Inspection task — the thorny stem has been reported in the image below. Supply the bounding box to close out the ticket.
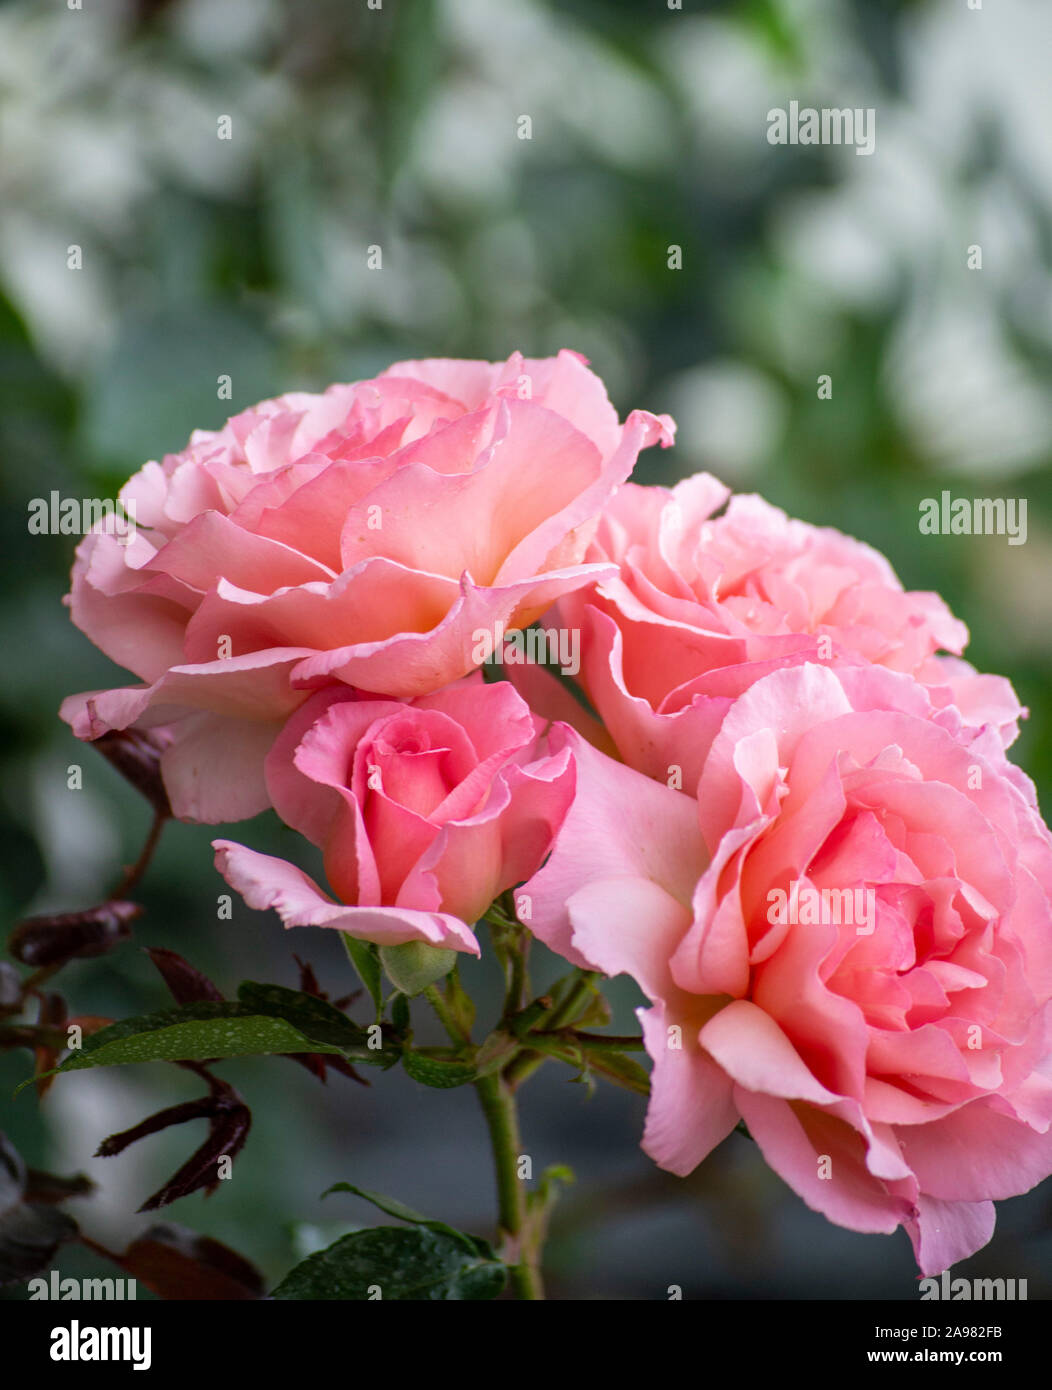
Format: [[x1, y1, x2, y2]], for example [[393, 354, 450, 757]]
[[505, 931, 529, 1018], [424, 961, 546, 1299], [486, 893, 530, 1023], [420, 944, 633, 1299], [473, 1071, 544, 1300]]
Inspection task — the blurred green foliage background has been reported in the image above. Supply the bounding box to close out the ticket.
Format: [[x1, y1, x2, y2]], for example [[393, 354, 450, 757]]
[[1, 0, 1050, 1298]]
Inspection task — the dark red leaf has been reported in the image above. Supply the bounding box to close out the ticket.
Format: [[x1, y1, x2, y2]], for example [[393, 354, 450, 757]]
[[294, 955, 322, 998], [115, 1223, 264, 1300], [95, 1097, 220, 1158], [279, 1049, 368, 1086], [319, 1054, 368, 1083], [145, 948, 224, 1005], [272, 956, 366, 1085], [95, 1073, 252, 1212], [138, 1102, 250, 1212]]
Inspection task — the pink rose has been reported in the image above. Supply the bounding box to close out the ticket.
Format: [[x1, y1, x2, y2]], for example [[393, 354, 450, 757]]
[[61, 351, 672, 821], [550, 476, 1024, 794], [214, 674, 574, 952], [524, 663, 1052, 1273]]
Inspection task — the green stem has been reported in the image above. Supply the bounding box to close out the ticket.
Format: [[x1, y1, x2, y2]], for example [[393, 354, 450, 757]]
[[422, 983, 470, 1047], [535, 1030, 646, 1052], [473, 1072, 544, 1300], [504, 971, 600, 1089], [505, 933, 529, 1018], [423, 926, 548, 1299]]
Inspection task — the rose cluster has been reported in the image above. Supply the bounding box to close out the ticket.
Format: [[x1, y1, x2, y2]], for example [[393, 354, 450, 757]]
[[63, 352, 1052, 1274]]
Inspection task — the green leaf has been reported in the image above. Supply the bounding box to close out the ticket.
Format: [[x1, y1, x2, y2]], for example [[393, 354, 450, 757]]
[[15, 1002, 349, 1095], [573, 991, 612, 1029], [236, 982, 400, 1068], [534, 1163, 575, 1202], [509, 997, 552, 1040], [323, 1183, 492, 1258], [523, 1032, 581, 1067], [578, 1049, 650, 1097], [526, 1032, 651, 1097], [271, 1226, 506, 1300], [379, 942, 457, 997], [402, 1047, 477, 1089], [526, 1164, 575, 1226], [341, 936, 383, 1019], [16, 987, 405, 1094]]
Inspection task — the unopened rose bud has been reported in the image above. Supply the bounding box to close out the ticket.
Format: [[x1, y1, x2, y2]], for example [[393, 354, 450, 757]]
[[9, 901, 141, 968], [379, 942, 456, 997], [92, 728, 173, 817]]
